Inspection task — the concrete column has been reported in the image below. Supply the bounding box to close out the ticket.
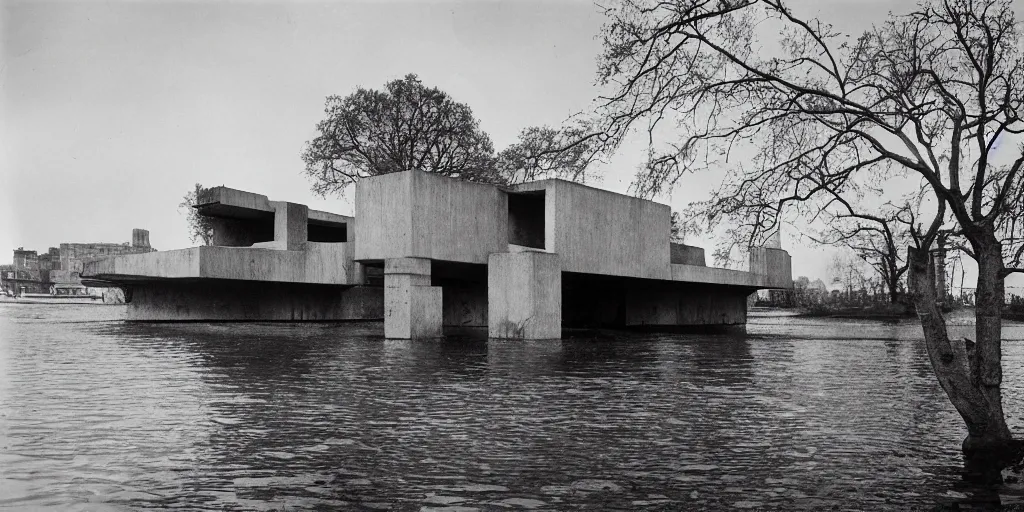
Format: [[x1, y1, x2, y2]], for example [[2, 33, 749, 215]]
[[488, 252, 561, 340], [384, 257, 442, 339], [271, 201, 308, 251]]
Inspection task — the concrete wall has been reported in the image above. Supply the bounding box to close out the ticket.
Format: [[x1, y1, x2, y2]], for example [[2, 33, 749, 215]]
[[355, 170, 508, 264], [670, 243, 706, 266], [748, 247, 793, 289], [125, 281, 383, 321], [513, 180, 671, 280]]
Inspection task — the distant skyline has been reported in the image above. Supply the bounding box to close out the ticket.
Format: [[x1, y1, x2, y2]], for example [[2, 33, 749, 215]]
[[2, 0, 1022, 289]]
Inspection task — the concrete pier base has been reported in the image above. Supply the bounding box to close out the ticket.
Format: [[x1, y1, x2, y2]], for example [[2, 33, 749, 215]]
[[384, 258, 442, 339], [488, 252, 561, 340]]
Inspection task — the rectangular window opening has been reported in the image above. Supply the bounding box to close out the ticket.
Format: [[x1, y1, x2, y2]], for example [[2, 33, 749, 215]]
[[307, 222, 348, 243], [507, 191, 545, 250]]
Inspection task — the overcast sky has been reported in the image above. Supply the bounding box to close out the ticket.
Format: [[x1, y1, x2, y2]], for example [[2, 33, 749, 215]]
[[2, 0, 1022, 289]]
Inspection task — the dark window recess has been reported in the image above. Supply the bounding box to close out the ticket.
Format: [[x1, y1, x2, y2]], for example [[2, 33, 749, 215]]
[[307, 223, 348, 243], [507, 192, 545, 249], [208, 216, 274, 247]]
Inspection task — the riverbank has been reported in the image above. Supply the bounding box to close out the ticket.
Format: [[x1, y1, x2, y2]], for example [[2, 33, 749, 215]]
[[759, 303, 916, 320]]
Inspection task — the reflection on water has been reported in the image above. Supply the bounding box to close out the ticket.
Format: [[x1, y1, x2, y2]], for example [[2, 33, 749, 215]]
[[2, 304, 1024, 510]]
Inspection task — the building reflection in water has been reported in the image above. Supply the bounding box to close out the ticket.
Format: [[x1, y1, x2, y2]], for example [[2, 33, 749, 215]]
[[56, 315, 1024, 509]]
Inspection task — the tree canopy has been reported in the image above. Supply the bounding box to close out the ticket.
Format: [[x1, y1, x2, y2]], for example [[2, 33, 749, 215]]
[[302, 74, 598, 196]]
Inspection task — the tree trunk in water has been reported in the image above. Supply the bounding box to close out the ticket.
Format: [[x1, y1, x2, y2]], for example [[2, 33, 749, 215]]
[[907, 246, 1015, 475]]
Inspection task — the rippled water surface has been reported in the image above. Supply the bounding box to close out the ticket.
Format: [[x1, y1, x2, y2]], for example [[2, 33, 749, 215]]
[[3, 304, 1024, 510]]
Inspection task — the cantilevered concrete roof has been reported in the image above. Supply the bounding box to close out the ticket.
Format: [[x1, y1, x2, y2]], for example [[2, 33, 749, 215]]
[[196, 186, 351, 227]]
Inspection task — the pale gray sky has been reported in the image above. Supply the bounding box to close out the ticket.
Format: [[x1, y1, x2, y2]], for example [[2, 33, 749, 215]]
[[2, 0, 1021, 289]]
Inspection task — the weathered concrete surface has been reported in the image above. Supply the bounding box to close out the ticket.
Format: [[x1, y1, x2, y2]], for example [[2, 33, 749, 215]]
[[670, 243, 706, 266], [84, 244, 364, 285], [271, 201, 308, 251], [355, 171, 508, 264], [625, 283, 748, 328], [384, 257, 442, 339], [488, 252, 561, 340], [671, 264, 767, 287], [512, 180, 670, 280], [124, 281, 382, 321], [749, 247, 792, 288], [441, 283, 487, 328]]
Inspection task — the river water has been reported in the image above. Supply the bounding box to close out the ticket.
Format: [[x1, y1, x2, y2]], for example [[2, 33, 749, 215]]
[[2, 305, 1024, 510]]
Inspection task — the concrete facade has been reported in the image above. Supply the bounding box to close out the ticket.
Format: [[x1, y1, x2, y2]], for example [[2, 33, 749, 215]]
[[488, 252, 561, 340], [355, 171, 508, 264], [83, 170, 792, 337]]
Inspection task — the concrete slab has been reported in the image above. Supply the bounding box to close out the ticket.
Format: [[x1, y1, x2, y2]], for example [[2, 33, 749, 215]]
[[84, 244, 362, 285]]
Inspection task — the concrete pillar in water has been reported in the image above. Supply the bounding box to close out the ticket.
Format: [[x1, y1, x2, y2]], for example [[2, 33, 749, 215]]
[[487, 252, 561, 340], [271, 201, 309, 251], [384, 257, 442, 339]]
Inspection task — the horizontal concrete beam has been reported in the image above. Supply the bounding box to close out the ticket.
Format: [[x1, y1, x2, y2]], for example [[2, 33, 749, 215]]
[[197, 186, 350, 226], [83, 243, 363, 285], [670, 264, 767, 288]]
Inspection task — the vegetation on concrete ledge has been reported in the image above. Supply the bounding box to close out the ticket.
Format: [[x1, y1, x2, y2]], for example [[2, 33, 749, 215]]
[[179, 183, 214, 246]]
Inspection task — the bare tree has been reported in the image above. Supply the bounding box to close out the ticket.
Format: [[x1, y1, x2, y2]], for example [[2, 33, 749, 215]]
[[592, 0, 1024, 469], [496, 123, 602, 185], [810, 194, 922, 304], [179, 183, 214, 246], [827, 252, 873, 300]]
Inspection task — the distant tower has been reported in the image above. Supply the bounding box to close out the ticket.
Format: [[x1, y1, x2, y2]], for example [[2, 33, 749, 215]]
[[766, 229, 782, 249], [132, 229, 151, 249]]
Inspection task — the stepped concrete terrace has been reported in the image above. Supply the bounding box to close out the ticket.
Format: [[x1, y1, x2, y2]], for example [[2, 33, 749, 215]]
[[83, 170, 792, 338]]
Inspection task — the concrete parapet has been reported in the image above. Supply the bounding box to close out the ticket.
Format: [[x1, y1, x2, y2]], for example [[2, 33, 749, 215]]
[[384, 257, 442, 339], [671, 264, 764, 287], [488, 252, 561, 340]]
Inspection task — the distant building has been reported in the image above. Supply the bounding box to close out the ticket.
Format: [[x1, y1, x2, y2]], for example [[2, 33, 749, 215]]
[[1, 229, 155, 296]]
